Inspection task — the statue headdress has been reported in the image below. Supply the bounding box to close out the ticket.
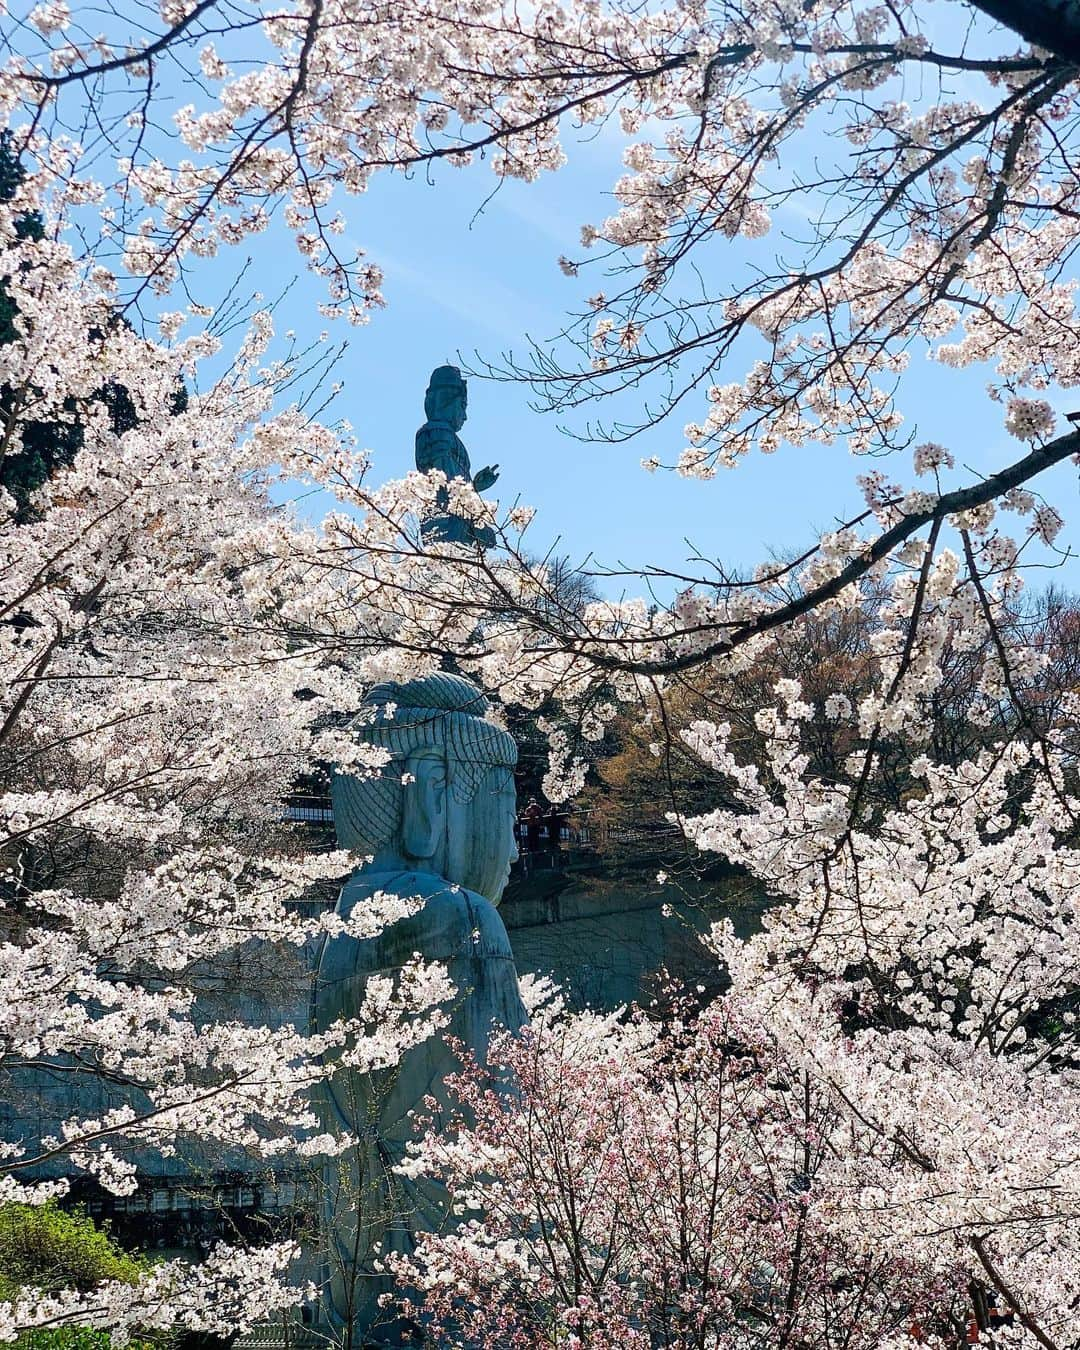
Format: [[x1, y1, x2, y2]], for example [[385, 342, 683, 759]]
[[423, 364, 466, 422], [331, 672, 516, 852], [426, 364, 464, 394]]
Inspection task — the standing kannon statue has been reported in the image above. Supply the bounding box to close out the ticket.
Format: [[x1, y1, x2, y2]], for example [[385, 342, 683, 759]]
[[415, 364, 499, 547], [314, 672, 525, 1345]]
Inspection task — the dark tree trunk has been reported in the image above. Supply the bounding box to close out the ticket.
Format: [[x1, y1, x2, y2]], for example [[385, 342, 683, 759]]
[[962, 0, 1080, 66]]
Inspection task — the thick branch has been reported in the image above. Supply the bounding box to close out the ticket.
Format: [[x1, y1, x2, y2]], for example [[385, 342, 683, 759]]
[[962, 0, 1080, 66], [969, 1234, 1060, 1350], [578, 427, 1080, 676]]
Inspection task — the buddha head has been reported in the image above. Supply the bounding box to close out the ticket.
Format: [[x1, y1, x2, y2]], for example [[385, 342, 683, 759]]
[[423, 364, 467, 432], [331, 672, 518, 905]]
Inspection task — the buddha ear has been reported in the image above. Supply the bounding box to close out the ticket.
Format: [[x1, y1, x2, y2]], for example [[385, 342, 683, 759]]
[[401, 749, 448, 861]]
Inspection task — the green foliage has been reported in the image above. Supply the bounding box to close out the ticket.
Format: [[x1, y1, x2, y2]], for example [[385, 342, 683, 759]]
[[0, 1204, 166, 1350], [18, 1329, 160, 1350], [0, 1202, 147, 1300]]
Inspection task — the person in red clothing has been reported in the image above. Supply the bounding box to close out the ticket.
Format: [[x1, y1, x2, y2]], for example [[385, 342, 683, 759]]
[[522, 797, 543, 853]]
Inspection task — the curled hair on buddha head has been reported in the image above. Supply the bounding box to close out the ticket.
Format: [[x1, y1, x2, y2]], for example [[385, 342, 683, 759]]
[[331, 672, 516, 854]]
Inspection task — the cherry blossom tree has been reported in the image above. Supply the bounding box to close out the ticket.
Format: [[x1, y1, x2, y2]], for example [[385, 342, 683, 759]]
[[0, 156, 460, 1341], [389, 997, 967, 1349], [0, 0, 1078, 1346]]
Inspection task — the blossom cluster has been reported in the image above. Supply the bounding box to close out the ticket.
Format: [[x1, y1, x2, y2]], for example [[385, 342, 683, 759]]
[[390, 1005, 963, 1349], [0, 0, 1078, 1345]]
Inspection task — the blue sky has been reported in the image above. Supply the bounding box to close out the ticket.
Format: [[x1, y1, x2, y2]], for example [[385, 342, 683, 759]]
[[175, 60, 1080, 600], [19, 0, 1076, 598]]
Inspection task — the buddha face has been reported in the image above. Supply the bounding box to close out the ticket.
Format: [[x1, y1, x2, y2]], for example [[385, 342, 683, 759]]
[[455, 765, 518, 905], [395, 751, 517, 906]]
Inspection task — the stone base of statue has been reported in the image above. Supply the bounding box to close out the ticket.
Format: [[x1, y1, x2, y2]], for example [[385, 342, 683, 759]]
[[312, 674, 525, 1346]]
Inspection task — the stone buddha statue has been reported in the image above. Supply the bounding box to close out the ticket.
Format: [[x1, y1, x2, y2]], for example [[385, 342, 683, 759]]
[[314, 672, 525, 1344], [415, 364, 499, 548]]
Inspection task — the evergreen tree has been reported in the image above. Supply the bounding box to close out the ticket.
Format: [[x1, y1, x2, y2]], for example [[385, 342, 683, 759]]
[[0, 134, 185, 520]]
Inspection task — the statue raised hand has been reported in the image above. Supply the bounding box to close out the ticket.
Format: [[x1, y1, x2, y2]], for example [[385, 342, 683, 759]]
[[471, 462, 499, 493]]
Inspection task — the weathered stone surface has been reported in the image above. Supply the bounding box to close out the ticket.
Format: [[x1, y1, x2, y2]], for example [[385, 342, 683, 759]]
[[313, 673, 525, 1345], [0, 933, 316, 1184], [503, 862, 769, 1010]]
